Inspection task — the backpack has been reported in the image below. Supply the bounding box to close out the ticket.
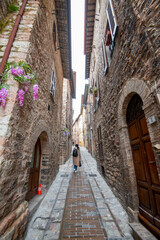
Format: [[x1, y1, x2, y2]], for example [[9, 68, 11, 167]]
[[73, 148, 78, 157]]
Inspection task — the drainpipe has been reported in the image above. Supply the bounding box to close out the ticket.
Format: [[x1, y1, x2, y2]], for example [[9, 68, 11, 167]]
[[0, 0, 28, 77]]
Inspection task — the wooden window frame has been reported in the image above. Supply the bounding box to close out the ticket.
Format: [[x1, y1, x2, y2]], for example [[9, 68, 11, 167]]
[[106, 0, 118, 42]]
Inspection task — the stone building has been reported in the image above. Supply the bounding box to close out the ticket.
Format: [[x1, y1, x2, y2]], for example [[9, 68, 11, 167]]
[[60, 71, 76, 165], [82, 84, 89, 150], [84, 0, 160, 238], [73, 97, 86, 147], [0, 0, 74, 239]]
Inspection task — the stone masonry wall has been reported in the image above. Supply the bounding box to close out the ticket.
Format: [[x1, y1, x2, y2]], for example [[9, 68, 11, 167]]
[[0, 0, 64, 239], [0, 0, 15, 22], [92, 0, 160, 215], [60, 78, 72, 164]]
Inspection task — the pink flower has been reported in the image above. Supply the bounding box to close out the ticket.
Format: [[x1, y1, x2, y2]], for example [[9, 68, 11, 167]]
[[24, 83, 29, 92], [11, 67, 18, 76], [0, 88, 8, 107], [11, 67, 23, 76], [33, 84, 39, 100], [16, 68, 23, 75], [18, 89, 25, 106], [24, 75, 31, 80]]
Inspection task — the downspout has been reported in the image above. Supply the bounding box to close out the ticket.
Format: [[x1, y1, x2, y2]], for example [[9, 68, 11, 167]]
[[0, 0, 28, 78]]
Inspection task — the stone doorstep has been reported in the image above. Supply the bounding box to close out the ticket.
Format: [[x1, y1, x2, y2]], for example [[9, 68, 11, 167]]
[[129, 223, 158, 240]]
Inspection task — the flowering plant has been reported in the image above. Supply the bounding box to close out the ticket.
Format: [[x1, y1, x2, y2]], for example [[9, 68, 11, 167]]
[[0, 61, 38, 107], [92, 87, 97, 95], [88, 86, 97, 95], [88, 86, 93, 94], [62, 128, 70, 137]]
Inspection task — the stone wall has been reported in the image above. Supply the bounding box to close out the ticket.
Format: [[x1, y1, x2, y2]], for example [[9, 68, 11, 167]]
[[60, 78, 73, 164], [0, 0, 14, 22], [0, 0, 64, 239], [91, 0, 160, 218]]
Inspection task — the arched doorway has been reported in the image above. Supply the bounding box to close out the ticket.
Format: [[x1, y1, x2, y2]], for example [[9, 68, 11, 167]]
[[26, 138, 41, 201], [126, 94, 160, 238]]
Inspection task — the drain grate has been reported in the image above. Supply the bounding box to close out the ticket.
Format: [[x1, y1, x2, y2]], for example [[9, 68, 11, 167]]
[[61, 174, 69, 177], [89, 174, 97, 177]]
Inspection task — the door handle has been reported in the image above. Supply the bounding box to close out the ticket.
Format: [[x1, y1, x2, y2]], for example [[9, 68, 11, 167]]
[[148, 161, 155, 164]]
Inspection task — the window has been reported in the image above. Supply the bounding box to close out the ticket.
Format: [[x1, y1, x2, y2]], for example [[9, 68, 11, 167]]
[[53, 22, 56, 49], [51, 70, 56, 98], [106, 0, 118, 42], [102, 0, 118, 74], [97, 126, 104, 160]]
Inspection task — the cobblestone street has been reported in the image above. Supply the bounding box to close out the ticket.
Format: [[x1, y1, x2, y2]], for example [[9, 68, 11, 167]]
[[24, 147, 133, 240]]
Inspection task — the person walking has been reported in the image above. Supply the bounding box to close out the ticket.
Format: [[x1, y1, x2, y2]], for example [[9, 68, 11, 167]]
[[73, 144, 81, 173]]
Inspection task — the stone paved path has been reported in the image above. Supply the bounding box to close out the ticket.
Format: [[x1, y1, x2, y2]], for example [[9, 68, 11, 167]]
[[24, 147, 134, 240], [60, 170, 106, 239]]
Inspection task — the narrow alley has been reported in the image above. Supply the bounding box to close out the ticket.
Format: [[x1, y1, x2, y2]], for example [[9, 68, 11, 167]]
[[24, 148, 134, 240], [0, 0, 160, 239]]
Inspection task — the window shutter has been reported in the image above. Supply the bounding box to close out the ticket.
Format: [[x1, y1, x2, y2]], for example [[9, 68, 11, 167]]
[[101, 39, 108, 75], [51, 70, 56, 98], [106, 0, 118, 41]]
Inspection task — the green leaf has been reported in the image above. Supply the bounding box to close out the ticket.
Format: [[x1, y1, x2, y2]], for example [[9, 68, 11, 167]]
[[0, 83, 10, 90], [8, 4, 19, 13]]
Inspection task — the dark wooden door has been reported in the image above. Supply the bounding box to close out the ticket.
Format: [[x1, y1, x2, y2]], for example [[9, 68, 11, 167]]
[[127, 94, 160, 238], [26, 138, 41, 201]]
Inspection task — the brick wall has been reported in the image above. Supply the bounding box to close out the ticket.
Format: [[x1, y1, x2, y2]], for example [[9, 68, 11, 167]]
[[90, 0, 160, 219]]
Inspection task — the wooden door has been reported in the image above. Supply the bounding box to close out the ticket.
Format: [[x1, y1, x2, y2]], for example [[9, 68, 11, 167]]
[[26, 138, 41, 201], [127, 94, 160, 238]]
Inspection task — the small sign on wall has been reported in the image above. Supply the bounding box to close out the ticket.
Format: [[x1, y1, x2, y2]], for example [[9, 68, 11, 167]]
[[148, 115, 157, 125]]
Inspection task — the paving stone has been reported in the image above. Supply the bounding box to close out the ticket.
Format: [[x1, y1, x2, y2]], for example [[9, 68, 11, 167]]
[[24, 150, 134, 240], [43, 223, 61, 240], [25, 229, 44, 240], [32, 217, 48, 230], [50, 209, 64, 222]]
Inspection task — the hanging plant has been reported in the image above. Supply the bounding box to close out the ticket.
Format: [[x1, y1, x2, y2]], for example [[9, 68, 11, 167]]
[[0, 61, 38, 107], [88, 86, 97, 96], [88, 86, 93, 94], [62, 128, 70, 137], [92, 87, 97, 95]]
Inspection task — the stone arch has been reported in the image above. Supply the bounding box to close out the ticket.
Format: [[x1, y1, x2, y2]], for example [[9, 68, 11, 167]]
[[117, 78, 152, 221], [25, 120, 52, 197], [38, 131, 50, 191]]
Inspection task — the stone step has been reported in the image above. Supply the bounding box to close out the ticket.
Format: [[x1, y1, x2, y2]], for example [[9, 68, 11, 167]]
[[129, 223, 158, 240]]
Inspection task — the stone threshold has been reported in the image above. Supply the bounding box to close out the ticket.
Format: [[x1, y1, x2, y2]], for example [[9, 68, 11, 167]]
[[129, 222, 158, 240]]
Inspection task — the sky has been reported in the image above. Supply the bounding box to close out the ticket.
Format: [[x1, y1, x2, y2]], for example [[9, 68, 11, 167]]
[[71, 0, 86, 122]]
